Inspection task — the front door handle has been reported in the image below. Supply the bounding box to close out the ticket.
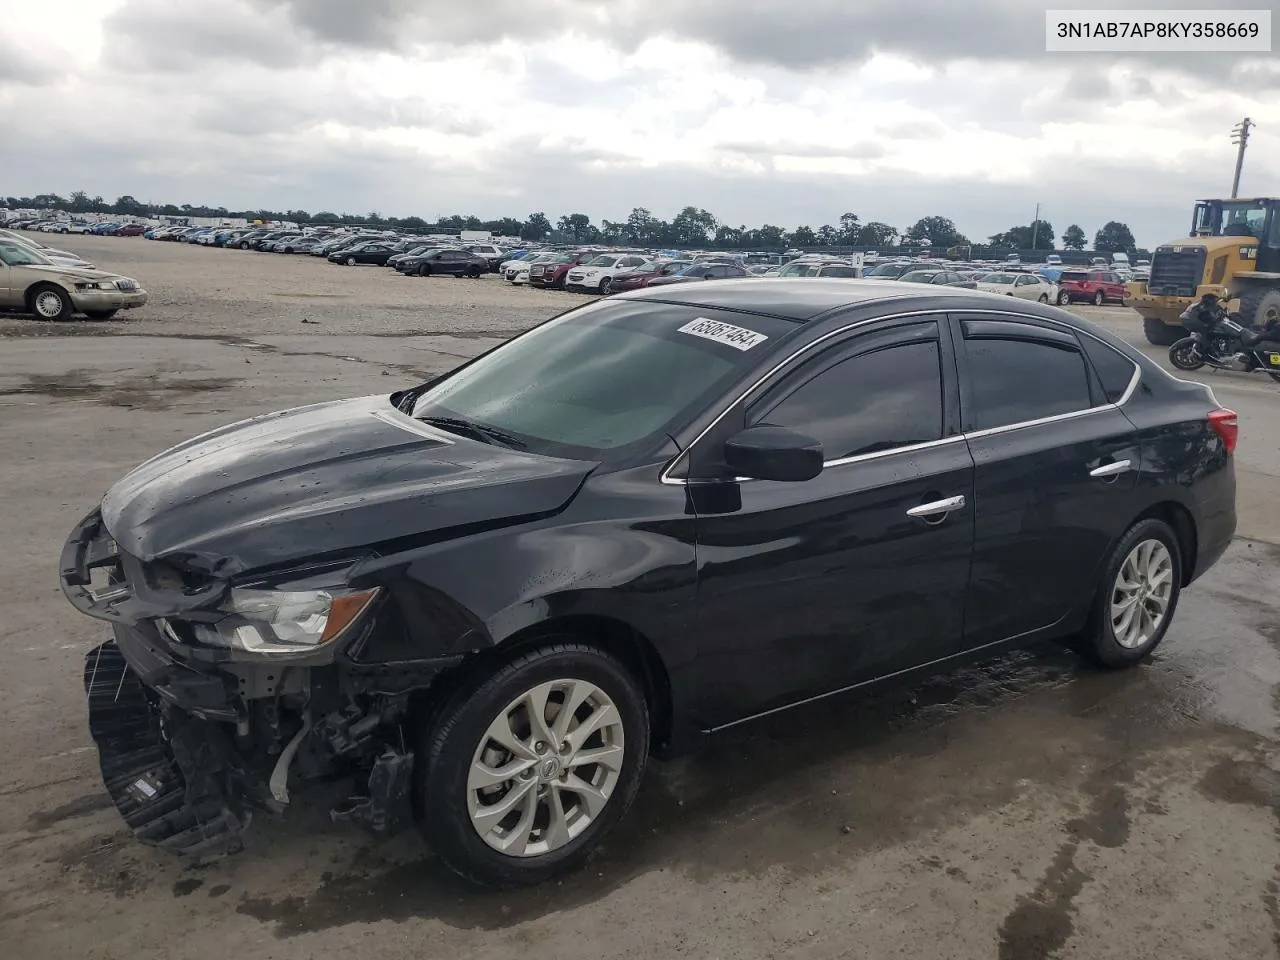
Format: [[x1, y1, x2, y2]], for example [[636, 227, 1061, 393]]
[[1089, 459, 1132, 479], [906, 495, 966, 519]]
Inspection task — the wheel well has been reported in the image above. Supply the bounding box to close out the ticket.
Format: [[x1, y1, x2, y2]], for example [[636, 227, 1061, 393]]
[[1135, 502, 1198, 586], [418, 616, 674, 754]]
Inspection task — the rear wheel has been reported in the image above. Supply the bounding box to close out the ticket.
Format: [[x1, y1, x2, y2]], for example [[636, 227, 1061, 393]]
[[1057, 291, 1071, 305], [415, 642, 649, 888], [1037, 293, 1049, 303], [345, 256, 357, 266], [1143, 316, 1183, 346], [467, 266, 481, 278], [239, 240, 250, 250], [28, 283, 72, 321], [1239, 287, 1280, 330], [1075, 519, 1181, 667], [599, 278, 613, 295], [418, 264, 432, 277], [1093, 290, 1105, 306]]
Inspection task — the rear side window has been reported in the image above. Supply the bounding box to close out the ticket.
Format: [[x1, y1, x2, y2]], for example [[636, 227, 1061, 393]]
[[755, 341, 944, 460], [1080, 335, 1139, 403], [963, 336, 1093, 430]]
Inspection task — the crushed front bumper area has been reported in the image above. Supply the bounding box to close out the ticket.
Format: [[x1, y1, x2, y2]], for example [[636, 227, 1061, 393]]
[[84, 641, 253, 856]]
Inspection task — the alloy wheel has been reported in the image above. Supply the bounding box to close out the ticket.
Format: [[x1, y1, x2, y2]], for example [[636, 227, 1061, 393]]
[[33, 290, 66, 318], [1110, 539, 1174, 649], [466, 678, 625, 858]]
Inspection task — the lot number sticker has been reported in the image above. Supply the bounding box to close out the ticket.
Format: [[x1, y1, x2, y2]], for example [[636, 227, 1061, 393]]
[[677, 317, 768, 351]]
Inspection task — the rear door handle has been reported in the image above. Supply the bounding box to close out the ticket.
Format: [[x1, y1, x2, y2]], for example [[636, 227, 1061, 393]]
[[1089, 459, 1132, 478], [906, 495, 966, 519]]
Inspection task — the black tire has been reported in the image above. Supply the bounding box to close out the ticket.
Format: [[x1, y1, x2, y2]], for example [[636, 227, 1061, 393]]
[[1093, 290, 1105, 306], [83, 309, 119, 320], [415, 641, 649, 888], [1239, 287, 1280, 330], [1168, 337, 1204, 371], [1074, 518, 1182, 668], [1143, 316, 1183, 346], [418, 264, 431, 277], [467, 266, 481, 278], [599, 278, 613, 295], [345, 256, 357, 266], [1037, 293, 1049, 303], [27, 283, 72, 321], [1058, 291, 1071, 305], [239, 241, 250, 250]]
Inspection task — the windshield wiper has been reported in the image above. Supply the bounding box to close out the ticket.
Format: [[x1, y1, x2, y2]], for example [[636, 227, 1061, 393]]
[[417, 415, 527, 449]]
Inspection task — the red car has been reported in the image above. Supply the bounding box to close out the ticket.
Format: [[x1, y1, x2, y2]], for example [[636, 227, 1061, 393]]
[[114, 224, 146, 236], [1058, 268, 1128, 306], [529, 250, 599, 289], [611, 260, 693, 292]]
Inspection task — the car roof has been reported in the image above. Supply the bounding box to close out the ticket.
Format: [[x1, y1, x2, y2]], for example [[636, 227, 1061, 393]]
[[613, 277, 1071, 322]]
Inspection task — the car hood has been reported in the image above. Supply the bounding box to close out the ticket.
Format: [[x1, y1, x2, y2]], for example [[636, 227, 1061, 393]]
[[21, 263, 115, 281], [100, 395, 596, 577]]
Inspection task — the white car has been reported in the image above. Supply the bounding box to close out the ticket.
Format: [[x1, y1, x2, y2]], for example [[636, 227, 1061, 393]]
[[498, 252, 541, 277], [507, 254, 557, 285], [975, 272, 1061, 303], [564, 253, 651, 294]]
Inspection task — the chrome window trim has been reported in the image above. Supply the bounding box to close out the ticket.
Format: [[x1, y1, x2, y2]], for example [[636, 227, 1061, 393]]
[[658, 306, 1142, 487]]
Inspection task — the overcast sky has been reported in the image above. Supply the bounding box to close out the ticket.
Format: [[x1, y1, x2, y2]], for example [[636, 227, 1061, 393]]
[[2, 0, 1278, 246]]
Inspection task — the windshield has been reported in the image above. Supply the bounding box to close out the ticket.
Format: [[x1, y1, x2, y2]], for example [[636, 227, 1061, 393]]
[[778, 262, 818, 277], [1194, 200, 1268, 238], [864, 263, 909, 277], [584, 255, 617, 267], [410, 300, 795, 459], [0, 241, 54, 266]]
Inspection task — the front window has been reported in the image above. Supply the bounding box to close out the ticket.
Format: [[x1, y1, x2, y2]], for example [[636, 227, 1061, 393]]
[[410, 300, 796, 459], [1193, 200, 1268, 239], [983, 273, 1014, 285]]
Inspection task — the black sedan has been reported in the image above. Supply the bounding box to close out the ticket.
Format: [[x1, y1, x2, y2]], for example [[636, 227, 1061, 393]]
[[61, 279, 1236, 888], [328, 241, 398, 266], [395, 248, 487, 277], [645, 261, 751, 285]]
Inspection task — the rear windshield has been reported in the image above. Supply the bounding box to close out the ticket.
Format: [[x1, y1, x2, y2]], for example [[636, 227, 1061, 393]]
[[411, 300, 796, 459], [1059, 271, 1089, 281]]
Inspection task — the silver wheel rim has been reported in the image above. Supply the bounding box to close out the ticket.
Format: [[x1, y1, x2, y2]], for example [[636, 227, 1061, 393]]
[[1111, 539, 1174, 649], [467, 678, 625, 858], [34, 290, 65, 318]]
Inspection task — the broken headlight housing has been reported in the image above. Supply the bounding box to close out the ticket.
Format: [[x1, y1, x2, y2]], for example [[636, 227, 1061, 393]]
[[188, 585, 380, 656]]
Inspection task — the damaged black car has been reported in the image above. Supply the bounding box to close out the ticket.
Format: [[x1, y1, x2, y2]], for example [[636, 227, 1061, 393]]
[[62, 280, 1236, 887]]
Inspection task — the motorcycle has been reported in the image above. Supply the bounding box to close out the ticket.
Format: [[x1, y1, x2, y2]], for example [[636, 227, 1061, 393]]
[[1168, 294, 1280, 383]]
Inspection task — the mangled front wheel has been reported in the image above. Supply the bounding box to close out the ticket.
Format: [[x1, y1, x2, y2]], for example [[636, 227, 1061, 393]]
[[416, 643, 648, 887]]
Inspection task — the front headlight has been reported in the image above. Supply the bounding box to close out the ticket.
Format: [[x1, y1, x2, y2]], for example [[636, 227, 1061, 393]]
[[189, 585, 380, 656], [75, 281, 109, 290]]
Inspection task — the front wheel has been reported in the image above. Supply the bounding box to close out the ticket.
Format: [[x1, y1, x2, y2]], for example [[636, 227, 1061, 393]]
[[467, 266, 481, 278], [1093, 290, 1105, 306], [418, 264, 431, 277], [416, 642, 649, 888], [239, 241, 250, 250], [28, 283, 72, 321], [1074, 519, 1182, 667], [599, 278, 613, 295], [345, 256, 357, 266], [1168, 337, 1204, 371]]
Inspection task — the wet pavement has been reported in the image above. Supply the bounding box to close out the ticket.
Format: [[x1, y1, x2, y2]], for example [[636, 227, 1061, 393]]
[[2, 310, 1280, 959]]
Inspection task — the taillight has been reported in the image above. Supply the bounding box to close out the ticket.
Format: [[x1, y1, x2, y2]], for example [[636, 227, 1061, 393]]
[[1208, 408, 1238, 455]]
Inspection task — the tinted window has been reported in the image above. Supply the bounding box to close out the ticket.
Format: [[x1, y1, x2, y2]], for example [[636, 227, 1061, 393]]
[[1016, 275, 1036, 286], [819, 265, 859, 277], [757, 341, 944, 460], [1080, 335, 1138, 403], [964, 337, 1092, 430], [411, 301, 793, 458]]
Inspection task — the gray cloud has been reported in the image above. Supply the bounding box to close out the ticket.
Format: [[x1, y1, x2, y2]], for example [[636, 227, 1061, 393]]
[[0, 36, 48, 85], [105, 0, 310, 71], [718, 140, 887, 160]]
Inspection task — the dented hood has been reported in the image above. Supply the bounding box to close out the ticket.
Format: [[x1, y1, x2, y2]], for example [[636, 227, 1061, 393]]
[[100, 396, 594, 575]]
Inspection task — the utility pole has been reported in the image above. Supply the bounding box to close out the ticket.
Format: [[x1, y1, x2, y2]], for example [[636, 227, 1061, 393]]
[[1031, 202, 1040, 250], [1231, 118, 1253, 198]]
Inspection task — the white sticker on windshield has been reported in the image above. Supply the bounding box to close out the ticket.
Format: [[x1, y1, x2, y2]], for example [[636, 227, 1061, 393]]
[[677, 317, 768, 351]]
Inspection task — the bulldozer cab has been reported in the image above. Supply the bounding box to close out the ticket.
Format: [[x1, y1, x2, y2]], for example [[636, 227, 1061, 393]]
[[1191, 198, 1280, 272]]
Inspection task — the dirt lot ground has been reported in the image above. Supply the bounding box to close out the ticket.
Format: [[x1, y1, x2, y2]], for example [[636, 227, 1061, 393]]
[[3, 235, 1280, 960]]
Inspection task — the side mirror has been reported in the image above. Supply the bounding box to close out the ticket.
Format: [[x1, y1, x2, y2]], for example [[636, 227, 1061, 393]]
[[723, 425, 824, 482]]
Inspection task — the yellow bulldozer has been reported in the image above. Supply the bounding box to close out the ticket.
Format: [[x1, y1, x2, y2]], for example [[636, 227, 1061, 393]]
[[1128, 197, 1280, 345]]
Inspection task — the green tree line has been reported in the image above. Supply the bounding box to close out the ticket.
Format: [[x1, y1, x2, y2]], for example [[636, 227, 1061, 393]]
[[2, 191, 1141, 253]]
